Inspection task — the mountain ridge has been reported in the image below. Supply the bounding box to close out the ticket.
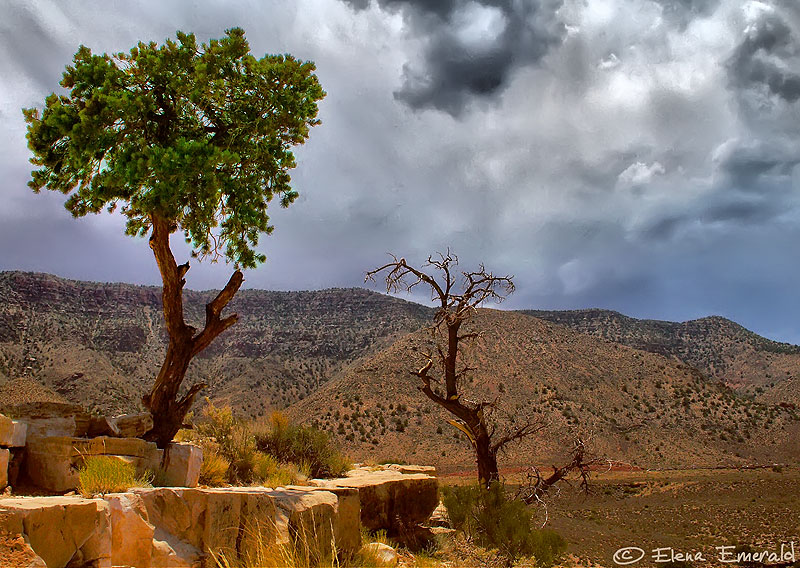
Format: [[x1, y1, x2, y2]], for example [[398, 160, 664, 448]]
[[523, 308, 800, 403], [1, 270, 797, 430], [287, 308, 800, 471]]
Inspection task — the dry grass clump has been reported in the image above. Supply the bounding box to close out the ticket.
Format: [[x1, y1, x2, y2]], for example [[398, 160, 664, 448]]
[[77, 456, 152, 497]]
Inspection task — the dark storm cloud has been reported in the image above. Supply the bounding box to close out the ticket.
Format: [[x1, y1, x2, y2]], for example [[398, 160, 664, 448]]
[[727, 6, 800, 103], [636, 141, 798, 243], [715, 139, 800, 191], [4, 0, 800, 345], [342, 0, 566, 116]]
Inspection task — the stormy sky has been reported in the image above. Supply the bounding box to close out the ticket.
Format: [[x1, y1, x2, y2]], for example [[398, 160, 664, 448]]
[[2, 0, 800, 342]]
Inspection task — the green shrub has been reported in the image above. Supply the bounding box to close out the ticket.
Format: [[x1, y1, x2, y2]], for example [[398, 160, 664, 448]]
[[78, 456, 152, 497], [255, 412, 351, 479], [442, 482, 566, 567]]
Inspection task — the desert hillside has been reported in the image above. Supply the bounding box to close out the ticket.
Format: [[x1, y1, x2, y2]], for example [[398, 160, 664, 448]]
[[524, 309, 800, 404], [288, 309, 800, 472], [0, 271, 432, 415]]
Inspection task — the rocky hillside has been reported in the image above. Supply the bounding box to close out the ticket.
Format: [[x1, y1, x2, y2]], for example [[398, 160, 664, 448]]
[[288, 309, 800, 472], [0, 271, 433, 415], [523, 309, 800, 404]]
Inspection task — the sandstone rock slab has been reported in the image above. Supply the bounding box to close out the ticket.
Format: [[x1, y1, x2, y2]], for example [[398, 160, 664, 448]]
[[301, 485, 361, 554], [104, 493, 155, 568], [270, 487, 339, 563], [151, 527, 202, 568], [0, 496, 110, 568], [109, 412, 153, 438], [0, 415, 26, 448], [4, 402, 90, 439], [311, 468, 438, 533], [134, 486, 280, 565]]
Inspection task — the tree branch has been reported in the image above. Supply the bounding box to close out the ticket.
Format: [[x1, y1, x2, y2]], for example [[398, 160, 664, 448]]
[[176, 382, 207, 416], [191, 270, 244, 356], [491, 420, 545, 454]]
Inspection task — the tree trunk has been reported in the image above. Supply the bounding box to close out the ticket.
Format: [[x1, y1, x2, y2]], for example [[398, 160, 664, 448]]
[[143, 341, 199, 448], [475, 431, 500, 488], [142, 215, 243, 448]]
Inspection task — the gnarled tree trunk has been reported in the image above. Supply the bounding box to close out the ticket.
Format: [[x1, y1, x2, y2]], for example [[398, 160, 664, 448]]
[[142, 215, 243, 448], [367, 253, 535, 489]]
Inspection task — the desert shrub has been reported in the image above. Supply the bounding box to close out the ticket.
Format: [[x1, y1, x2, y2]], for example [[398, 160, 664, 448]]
[[200, 443, 231, 486], [255, 411, 351, 478], [194, 400, 259, 483], [78, 456, 152, 497], [442, 482, 566, 567], [252, 451, 305, 487]]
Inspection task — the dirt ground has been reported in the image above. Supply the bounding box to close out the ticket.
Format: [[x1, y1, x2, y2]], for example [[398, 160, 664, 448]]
[[536, 468, 799, 567], [438, 467, 800, 567]]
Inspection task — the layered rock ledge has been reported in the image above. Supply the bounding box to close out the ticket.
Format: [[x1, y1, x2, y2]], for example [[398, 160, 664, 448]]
[[0, 465, 438, 568]]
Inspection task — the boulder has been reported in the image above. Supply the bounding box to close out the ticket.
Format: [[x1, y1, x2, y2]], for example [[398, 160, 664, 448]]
[[0, 496, 111, 568], [363, 542, 399, 566], [4, 402, 91, 439], [109, 412, 153, 438], [311, 468, 438, 533], [0, 414, 26, 447], [428, 501, 450, 527], [160, 442, 202, 488], [87, 415, 119, 437], [0, 449, 8, 489], [104, 493, 155, 568]]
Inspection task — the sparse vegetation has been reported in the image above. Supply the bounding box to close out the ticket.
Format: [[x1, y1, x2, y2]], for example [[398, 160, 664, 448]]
[[187, 400, 347, 486], [255, 411, 351, 479], [442, 482, 566, 567]]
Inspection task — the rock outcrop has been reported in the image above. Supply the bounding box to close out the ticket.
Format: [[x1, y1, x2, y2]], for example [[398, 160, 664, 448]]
[[24, 436, 160, 493], [0, 413, 26, 490], [0, 496, 110, 568], [2, 402, 91, 439], [23, 436, 201, 492], [0, 465, 438, 567], [311, 466, 438, 533]]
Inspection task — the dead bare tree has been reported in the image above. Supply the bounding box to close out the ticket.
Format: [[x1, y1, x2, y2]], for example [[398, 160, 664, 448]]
[[514, 438, 608, 508], [367, 251, 544, 487]]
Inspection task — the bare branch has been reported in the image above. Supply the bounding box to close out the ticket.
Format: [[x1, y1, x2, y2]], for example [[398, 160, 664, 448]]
[[517, 439, 605, 505], [366, 250, 519, 487], [491, 420, 546, 454], [191, 270, 244, 356]]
